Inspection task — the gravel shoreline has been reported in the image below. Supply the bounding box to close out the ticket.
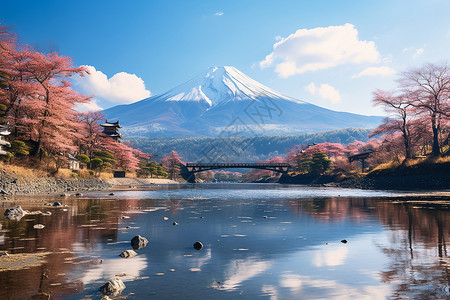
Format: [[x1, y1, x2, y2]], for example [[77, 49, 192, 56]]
[[0, 169, 111, 195]]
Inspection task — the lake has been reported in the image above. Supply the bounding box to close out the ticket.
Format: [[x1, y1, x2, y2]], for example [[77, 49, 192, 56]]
[[0, 184, 449, 299]]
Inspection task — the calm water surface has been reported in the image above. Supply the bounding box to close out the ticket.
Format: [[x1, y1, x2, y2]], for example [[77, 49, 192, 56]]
[[0, 184, 449, 299]]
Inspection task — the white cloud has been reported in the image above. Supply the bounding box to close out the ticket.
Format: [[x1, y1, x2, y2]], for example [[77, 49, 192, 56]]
[[213, 257, 271, 291], [74, 65, 151, 104], [278, 274, 391, 299], [319, 84, 341, 104], [75, 99, 103, 112], [261, 285, 279, 300], [305, 83, 317, 95], [402, 47, 425, 59], [313, 246, 348, 267], [352, 66, 396, 78], [305, 83, 341, 104], [413, 48, 424, 59], [215, 12, 223, 16], [260, 23, 379, 77], [279, 274, 303, 293]]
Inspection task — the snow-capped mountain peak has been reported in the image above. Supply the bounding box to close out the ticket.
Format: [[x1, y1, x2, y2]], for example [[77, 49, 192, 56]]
[[158, 66, 303, 106]]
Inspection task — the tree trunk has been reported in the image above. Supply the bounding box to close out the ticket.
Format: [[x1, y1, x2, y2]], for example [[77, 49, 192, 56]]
[[34, 138, 42, 159], [431, 116, 441, 157], [403, 129, 411, 160]]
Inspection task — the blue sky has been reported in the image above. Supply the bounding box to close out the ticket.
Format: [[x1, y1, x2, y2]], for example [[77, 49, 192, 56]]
[[1, 0, 449, 115]]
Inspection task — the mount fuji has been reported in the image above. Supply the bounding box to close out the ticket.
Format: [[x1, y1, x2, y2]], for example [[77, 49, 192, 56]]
[[102, 66, 381, 137]]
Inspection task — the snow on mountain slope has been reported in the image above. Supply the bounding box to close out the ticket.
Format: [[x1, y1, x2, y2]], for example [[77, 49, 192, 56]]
[[102, 66, 381, 137], [149, 66, 304, 106]]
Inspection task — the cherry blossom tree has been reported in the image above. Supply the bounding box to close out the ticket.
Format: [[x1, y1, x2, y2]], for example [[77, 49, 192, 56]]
[[77, 111, 109, 160], [0, 28, 36, 132], [400, 62, 450, 156], [160, 150, 183, 179], [304, 142, 347, 158], [106, 141, 145, 171], [370, 90, 415, 160], [21, 51, 89, 158]]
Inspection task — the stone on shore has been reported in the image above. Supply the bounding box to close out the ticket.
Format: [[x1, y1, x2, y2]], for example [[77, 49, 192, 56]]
[[52, 202, 62, 207], [4, 206, 26, 221], [131, 235, 148, 250], [119, 249, 137, 258], [99, 278, 126, 296]]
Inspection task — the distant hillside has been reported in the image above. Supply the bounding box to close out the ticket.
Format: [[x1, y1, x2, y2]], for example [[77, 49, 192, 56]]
[[127, 128, 372, 162]]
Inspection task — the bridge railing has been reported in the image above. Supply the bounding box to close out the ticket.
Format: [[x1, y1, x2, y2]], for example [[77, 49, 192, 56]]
[[185, 162, 291, 167]]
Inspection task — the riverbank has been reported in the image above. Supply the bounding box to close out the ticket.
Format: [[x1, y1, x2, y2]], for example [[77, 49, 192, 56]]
[[0, 164, 180, 195], [280, 160, 450, 191], [0, 168, 112, 195], [337, 160, 450, 190]]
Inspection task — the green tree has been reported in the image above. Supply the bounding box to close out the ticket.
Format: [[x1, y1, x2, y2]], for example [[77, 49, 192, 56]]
[[91, 157, 103, 175], [10, 140, 30, 156], [93, 151, 116, 170], [157, 168, 168, 178], [310, 152, 332, 175], [138, 161, 168, 178], [76, 154, 90, 169], [0, 104, 7, 124]]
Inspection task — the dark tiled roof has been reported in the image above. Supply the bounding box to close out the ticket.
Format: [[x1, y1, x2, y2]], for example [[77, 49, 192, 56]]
[[100, 120, 121, 128]]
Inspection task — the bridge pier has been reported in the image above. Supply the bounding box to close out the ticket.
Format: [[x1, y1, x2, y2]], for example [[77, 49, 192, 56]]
[[180, 164, 196, 183]]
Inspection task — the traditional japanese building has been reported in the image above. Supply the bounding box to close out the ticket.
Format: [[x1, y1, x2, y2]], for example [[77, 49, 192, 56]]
[[100, 120, 122, 142], [0, 125, 11, 155]]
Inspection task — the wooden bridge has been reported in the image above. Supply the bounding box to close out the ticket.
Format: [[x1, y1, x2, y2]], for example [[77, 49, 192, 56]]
[[181, 162, 290, 182]]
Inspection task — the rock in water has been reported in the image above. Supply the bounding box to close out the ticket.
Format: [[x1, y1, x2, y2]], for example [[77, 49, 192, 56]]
[[4, 206, 26, 221], [53, 201, 62, 207], [119, 249, 137, 258], [31, 292, 50, 300], [131, 235, 148, 250], [100, 278, 126, 296], [193, 241, 203, 250], [341, 239, 348, 244]]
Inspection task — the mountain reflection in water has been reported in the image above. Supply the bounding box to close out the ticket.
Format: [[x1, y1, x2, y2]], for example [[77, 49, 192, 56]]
[[0, 184, 448, 299]]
